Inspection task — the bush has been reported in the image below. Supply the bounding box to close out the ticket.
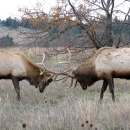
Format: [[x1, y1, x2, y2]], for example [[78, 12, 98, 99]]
[[0, 35, 14, 47]]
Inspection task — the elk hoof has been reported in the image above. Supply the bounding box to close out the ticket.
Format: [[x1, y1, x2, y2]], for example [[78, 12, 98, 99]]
[[17, 97, 21, 101]]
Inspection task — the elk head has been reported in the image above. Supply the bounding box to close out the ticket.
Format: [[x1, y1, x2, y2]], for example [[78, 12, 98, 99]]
[[38, 69, 53, 93]]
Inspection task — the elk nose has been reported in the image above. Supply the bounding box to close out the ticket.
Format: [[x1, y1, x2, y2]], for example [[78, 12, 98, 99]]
[[48, 78, 53, 83], [39, 89, 43, 93], [83, 87, 87, 90]]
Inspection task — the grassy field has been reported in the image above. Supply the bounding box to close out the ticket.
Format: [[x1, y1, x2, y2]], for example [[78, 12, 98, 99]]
[[0, 77, 130, 130], [0, 47, 130, 130]]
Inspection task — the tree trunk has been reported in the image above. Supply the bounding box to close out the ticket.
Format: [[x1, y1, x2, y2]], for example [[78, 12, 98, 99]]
[[104, 14, 113, 47]]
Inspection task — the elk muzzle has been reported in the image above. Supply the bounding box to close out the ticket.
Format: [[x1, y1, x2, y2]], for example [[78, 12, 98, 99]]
[[39, 78, 53, 93], [79, 81, 87, 90]]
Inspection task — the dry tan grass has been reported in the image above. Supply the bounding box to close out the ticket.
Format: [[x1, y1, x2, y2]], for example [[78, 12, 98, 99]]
[[0, 47, 130, 130], [0, 78, 130, 130]]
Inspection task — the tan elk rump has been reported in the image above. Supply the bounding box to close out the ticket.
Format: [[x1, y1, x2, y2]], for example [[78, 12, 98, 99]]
[[52, 47, 130, 101], [0, 50, 53, 100]]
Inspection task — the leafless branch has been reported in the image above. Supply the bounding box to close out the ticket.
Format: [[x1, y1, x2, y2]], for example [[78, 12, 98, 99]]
[[116, 8, 130, 48]]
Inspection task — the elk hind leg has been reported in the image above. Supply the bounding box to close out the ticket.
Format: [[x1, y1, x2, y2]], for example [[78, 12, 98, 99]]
[[12, 77, 20, 101]]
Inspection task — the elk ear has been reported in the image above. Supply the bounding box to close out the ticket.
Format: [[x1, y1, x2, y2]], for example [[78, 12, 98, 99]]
[[39, 69, 44, 75]]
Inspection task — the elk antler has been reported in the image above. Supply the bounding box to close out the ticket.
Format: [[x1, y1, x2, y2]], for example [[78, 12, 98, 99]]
[[36, 53, 45, 67], [45, 68, 77, 88], [36, 52, 78, 88], [58, 48, 72, 68]]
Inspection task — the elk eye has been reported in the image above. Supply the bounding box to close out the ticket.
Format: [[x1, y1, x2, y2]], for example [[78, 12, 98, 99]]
[[72, 71, 77, 75]]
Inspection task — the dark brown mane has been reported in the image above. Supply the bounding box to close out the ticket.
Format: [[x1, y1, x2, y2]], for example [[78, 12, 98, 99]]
[[76, 47, 114, 77], [76, 52, 97, 78]]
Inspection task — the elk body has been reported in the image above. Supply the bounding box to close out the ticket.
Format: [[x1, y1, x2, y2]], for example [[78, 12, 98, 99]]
[[55, 47, 130, 101], [0, 50, 53, 100]]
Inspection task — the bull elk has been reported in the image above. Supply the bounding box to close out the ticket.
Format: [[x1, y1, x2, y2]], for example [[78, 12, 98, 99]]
[[52, 47, 130, 101], [0, 50, 53, 100]]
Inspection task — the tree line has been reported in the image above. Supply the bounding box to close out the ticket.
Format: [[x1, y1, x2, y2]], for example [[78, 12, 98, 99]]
[[0, 16, 129, 36], [0, 17, 33, 29]]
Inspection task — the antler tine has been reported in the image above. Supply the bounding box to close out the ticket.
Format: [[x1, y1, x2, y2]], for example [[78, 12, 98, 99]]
[[53, 73, 59, 81], [42, 53, 45, 66], [73, 80, 77, 88], [62, 68, 74, 72], [58, 48, 72, 68], [69, 78, 73, 88], [62, 76, 69, 83], [66, 78, 77, 88], [36, 52, 45, 67], [54, 76, 67, 81]]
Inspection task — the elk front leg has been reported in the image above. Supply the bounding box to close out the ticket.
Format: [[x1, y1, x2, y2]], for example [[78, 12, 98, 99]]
[[100, 79, 108, 102], [107, 78, 115, 102], [12, 77, 20, 101]]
